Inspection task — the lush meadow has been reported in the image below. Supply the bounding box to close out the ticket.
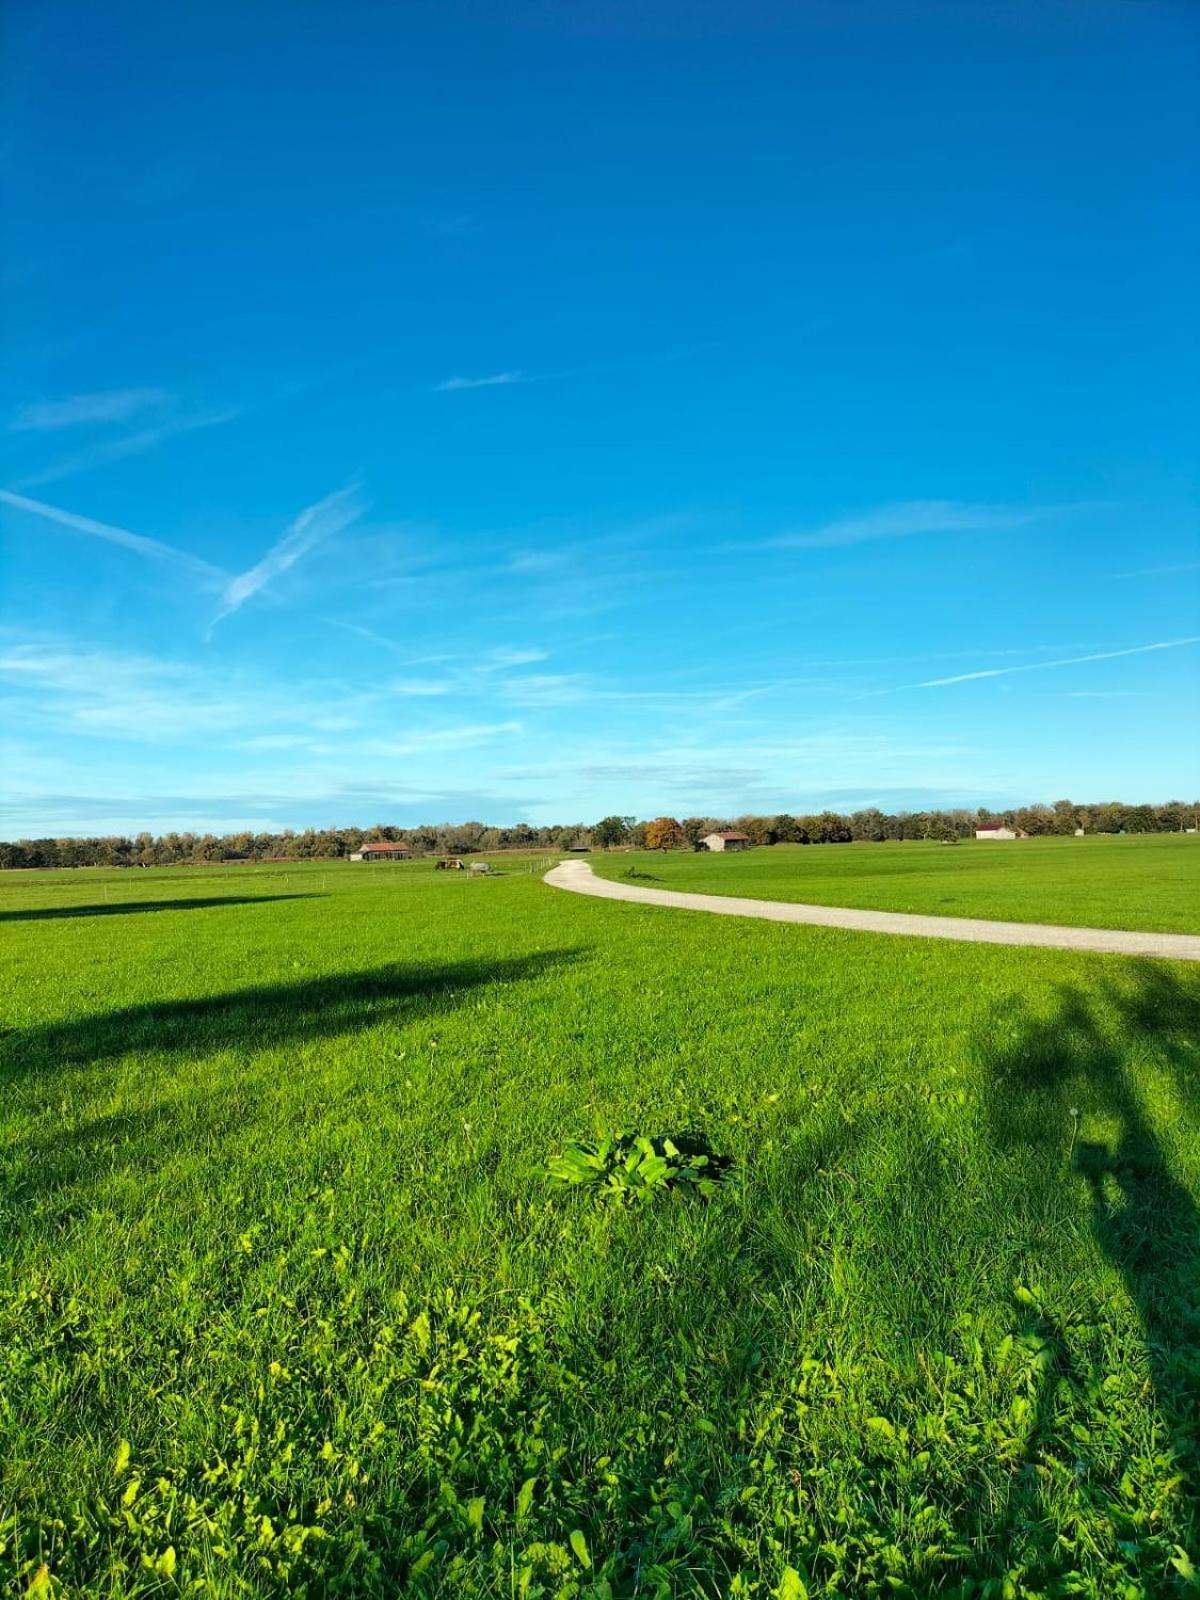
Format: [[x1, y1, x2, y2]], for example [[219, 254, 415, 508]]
[[2, 852, 1199, 1597], [591, 834, 1200, 935]]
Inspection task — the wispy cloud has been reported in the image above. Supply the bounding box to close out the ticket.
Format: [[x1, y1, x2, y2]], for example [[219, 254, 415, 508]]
[[323, 620, 460, 661], [0, 633, 373, 745], [433, 344, 715, 400], [0, 778, 534, 837], [329, 635, 553, 693], [235, 734, 317, 750], [1116, 559, 1200, 578], [433, 371, 527, 392], [496, 673, 591, 707], [904, 637, 1200, 690], [213, 483, 367, 627], [482, 645, 549, 669], [369, 647, 557, 701], [0, 488, 225, 583], [767, 500, 1043, 551], [9, 388, 169, 431], [359, 721, 524, 756], [388, 678, 455, 697], [0, 640, 211, 742], [323, 618, 404, 651], [13, 406, 242, 489]]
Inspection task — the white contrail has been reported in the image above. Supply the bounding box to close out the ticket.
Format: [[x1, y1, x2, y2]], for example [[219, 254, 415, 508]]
[[0, 488, 226, 582], [910, 636, 1200, 689], [212, 482, 366, 625]]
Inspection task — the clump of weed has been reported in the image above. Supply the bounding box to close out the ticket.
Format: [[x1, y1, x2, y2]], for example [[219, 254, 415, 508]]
[[548, 1132, 733, 1204]]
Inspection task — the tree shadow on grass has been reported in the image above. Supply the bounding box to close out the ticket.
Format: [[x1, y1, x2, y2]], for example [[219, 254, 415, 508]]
[[0, 949, 584, 1085], [977, 960, 1200, 1571], [1, 949, 585, 1221], [581, 964, 1200, 1594], [0, 893, 323, 923]]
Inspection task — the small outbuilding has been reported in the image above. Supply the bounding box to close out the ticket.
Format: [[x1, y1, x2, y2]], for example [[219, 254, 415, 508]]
[[349, 842, 412, 861], [974, 824, 1027, 841], [700, 830, 753, 852]]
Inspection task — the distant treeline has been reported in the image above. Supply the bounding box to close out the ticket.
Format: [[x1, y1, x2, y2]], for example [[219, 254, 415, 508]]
[[2, 799, 1196, 869]]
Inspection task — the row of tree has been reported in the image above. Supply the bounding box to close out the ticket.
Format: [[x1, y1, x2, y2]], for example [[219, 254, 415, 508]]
[[1, 799, 1196, 869], [609, 799, 1199, 849], [0, 822, 587, 871]]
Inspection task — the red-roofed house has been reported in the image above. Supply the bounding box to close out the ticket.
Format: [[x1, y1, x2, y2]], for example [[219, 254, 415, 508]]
[[974, 824, 1027, 841], [349, 842, 412, 861]]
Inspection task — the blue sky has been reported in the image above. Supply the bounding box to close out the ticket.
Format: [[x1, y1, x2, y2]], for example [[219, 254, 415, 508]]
[[1, 0, 1197, 835]]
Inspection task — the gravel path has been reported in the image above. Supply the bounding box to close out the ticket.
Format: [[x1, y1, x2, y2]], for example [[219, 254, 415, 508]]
[[544, 859, 1200, 962]]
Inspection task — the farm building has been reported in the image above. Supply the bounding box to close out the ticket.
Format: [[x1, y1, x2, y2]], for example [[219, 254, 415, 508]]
[[700, 830, 752, 852], [974, 824, 1027, 841], [349, 843, 411, 861]]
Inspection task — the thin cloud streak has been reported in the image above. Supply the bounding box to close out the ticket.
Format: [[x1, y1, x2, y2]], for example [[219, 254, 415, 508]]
[[907, 637, 1200, 690], [433, 343, 715, 399], [323, 619, 460, 666], [13, 406, 242, 488], [212, 482, 367, 626], [361, 721, 523, 756], [433, 371, 527, 392], [767, 500, 1044, 551], [1116, 559, 1200, 578], [10, 388, 169, 431], [0, 488, 226, 583], [481, 646, 548, 669], [389, 679, 454, 697]]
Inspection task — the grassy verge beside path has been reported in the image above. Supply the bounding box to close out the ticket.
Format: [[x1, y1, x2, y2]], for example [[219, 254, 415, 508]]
[[590, 833, 1200, 934]]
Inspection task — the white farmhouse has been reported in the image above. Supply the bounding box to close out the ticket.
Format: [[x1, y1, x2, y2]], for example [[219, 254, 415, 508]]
[[975, 823, 1027, 841]]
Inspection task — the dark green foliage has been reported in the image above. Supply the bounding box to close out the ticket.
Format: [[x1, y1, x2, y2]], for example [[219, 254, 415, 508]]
[[549, 1133, 734, 1204]]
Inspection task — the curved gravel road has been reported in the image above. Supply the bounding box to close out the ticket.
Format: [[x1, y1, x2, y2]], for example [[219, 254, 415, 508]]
[[544, 859, 1200, 962]]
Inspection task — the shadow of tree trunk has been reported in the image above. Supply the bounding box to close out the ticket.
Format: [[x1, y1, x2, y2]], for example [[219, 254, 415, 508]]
[[978, 963, 1200, 1576]]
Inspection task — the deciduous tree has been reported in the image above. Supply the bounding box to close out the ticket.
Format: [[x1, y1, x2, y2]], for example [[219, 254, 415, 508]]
[[645, 816, 686, 850], [593, 815, 632, 848]]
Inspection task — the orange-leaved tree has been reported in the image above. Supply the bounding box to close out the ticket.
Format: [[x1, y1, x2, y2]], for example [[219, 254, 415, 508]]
[[645, 816, 686, 851]]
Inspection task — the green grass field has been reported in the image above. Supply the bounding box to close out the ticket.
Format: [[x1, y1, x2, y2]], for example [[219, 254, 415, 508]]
[[3, 852, 1200, 1597], [591, 834, 1200, 934]]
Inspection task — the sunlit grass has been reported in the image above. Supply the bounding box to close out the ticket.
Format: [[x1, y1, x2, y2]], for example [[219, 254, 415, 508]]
[[590, 833, 1200, 934], [2, 858, 1199, 1596]]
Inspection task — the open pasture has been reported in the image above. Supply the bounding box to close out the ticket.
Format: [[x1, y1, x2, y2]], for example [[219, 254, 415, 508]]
[[3, 857, 1200, 1598], [592, 834, 1200, 935]]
